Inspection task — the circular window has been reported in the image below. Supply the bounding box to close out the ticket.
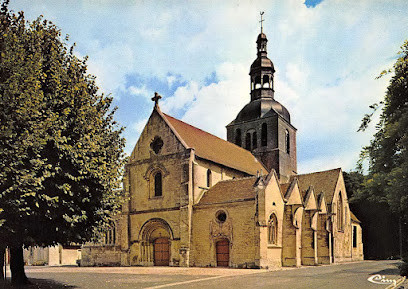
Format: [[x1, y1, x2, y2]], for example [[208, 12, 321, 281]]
[[216, 210, 227, 223]]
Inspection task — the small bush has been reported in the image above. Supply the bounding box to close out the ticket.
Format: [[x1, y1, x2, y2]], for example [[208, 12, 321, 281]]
[[398, 258, 408, 277], [32, 260, 47, 266]]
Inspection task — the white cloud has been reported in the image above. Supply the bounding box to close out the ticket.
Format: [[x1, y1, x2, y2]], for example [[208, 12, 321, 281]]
[[86, 42, 135, 96], [128, 85, 152, 99], [132, 118, 149, 135], [166, 75, 177, 88], [10, 0, 408, 171], [161, 81, 199, 112], [160, 62, 248, 138], [285, 62, 309, 90]]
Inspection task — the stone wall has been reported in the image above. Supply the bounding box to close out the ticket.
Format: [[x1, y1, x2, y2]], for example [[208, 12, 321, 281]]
[[193, 158, 247, 204], [332, 173, 353, 263], [282, 206, 299, 267], [191, 201, 257, 268], [317, 213, 330, 264], [81, 246, 121, 266], [352, 223, 364, 261], [258, 174, 285, 269]]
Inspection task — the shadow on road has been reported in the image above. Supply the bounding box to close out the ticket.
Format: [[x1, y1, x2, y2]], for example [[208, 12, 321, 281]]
[[0, 278, 77, 289], [371, 263, 401, 276]]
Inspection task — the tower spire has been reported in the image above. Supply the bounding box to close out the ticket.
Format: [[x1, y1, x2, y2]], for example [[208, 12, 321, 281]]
[[259, 11, 264, 34]]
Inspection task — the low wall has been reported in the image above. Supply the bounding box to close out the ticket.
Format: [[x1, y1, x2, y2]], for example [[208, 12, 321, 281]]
[[81, 245, 121, 266]]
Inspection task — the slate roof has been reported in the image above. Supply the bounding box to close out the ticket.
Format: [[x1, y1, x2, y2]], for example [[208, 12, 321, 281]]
[[162, 111, 267, 176], [290, 168, 341, 204], [350, 211, 361, 223], [197, 177, 258, 205]]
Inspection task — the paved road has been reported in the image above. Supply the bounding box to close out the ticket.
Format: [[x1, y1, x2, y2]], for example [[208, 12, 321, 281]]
[[2, 260, 406, 289]]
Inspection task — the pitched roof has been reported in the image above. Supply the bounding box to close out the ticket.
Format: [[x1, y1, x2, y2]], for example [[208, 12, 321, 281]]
[[291, 168, 341, 204], [304, 187, 318, 210], [316, 192, 328, 214], [161, 111, 267, 175], [283, 178, 302, 205], [350, 211, 361, 223], [197, 177, 258, 205], [280, 183, 290, 197]]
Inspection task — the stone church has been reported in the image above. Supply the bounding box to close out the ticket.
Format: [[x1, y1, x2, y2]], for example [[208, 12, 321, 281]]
[[82, 28, 364, 268]]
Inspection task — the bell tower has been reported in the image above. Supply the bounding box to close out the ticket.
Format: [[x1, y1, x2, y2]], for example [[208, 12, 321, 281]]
[[226, 13, 297, 182], [249, 23, 275, 102]]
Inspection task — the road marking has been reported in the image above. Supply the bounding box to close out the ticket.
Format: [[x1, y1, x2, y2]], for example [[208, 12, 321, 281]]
[[144, 269, 272, 289], [145, 275, 231, 289]]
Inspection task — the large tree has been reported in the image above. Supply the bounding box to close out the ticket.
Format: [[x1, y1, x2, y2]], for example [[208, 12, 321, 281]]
[[357, 40, 408, 258], [344, 171, 401, 259], [0, 1, 126, 284]]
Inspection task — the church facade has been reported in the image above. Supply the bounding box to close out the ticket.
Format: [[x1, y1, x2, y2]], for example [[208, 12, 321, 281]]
[[81, 29, 364, 268]]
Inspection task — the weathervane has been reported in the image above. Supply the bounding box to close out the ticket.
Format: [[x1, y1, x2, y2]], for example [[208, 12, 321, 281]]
[[152, 92, 162, 107], [259, 11, 265, 33]]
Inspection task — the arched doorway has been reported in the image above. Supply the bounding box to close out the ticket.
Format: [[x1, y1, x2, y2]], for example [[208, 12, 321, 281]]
[[154, 237, 170, 266], [138, 218, 174, 266], [216, 239, 229, 267]]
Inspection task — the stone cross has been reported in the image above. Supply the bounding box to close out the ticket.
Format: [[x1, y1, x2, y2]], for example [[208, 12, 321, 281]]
[[152, 92, 162, 107], [260, 11, 265, 33]]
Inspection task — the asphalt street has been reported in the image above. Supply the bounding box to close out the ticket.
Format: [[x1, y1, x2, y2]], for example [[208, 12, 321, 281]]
[[2, 260, 406, 289]]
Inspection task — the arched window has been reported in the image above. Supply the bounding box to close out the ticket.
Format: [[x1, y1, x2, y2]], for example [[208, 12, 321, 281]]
[[235, 129, 242, 147], [263, 75, 270, 88], [260, 42, 267, 52], [268, 214, 278, 245], [154, 171, 162, 197], [255, 76, 261, 89], [261, 123, 267, 146], [245, 132, 251, 150], [207, 169, 212, 187], [252, 131, 257, 149], [285, 129, 290, 154], [337, 193, 343, 231]]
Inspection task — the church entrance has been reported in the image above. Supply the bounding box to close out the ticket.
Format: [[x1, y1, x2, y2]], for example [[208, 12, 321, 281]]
[[216, 239, 229, 267], [154, 237, 170, 266]]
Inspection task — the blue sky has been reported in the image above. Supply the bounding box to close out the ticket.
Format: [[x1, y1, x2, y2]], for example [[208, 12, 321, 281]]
[[10, 0, 408, 174]]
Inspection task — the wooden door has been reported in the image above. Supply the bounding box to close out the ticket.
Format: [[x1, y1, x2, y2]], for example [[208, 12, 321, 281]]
[[154, 238, 170, 266], [216, 239, 229, 267]]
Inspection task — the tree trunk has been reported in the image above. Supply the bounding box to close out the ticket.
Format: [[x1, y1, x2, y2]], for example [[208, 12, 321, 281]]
[[0, 247, 4, 281], [400, 216, 403, 258], [10, 246, 28, 284]]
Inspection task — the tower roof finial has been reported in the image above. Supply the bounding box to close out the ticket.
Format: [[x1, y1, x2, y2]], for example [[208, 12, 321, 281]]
[[259, 11, 265, 34]]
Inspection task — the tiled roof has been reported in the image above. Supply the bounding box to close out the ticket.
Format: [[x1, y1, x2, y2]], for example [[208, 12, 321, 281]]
[[350, 211, 361, 223], [291, 168, 341, 205], [300, 188, 308, 199], [197, 177, 258, 205], [280, 183, 290, 198], [162, 112, 267, 176]]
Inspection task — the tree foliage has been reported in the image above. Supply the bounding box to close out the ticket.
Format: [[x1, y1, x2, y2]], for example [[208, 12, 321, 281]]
[[344, 171, 402, 259], [357, 40, 408, 222], [0, 0, 126, 258]]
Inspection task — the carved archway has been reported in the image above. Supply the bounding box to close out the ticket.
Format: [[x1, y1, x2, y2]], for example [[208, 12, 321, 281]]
[[138, 218, 174, 266]]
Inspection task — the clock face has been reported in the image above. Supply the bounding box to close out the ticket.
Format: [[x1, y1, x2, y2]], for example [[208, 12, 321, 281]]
[[150, 136, 164, 154]]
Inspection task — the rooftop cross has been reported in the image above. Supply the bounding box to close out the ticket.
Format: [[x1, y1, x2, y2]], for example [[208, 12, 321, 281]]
[[259, 11, 265, 33], [152, 92, 162, 107]]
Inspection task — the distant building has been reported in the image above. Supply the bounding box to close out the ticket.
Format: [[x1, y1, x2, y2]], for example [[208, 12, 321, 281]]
[[82, 26, 363, 268], [23, 245, 81, 266]]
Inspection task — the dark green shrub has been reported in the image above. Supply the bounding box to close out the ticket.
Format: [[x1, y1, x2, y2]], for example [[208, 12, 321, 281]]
[[398, 258, 408, 277]]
